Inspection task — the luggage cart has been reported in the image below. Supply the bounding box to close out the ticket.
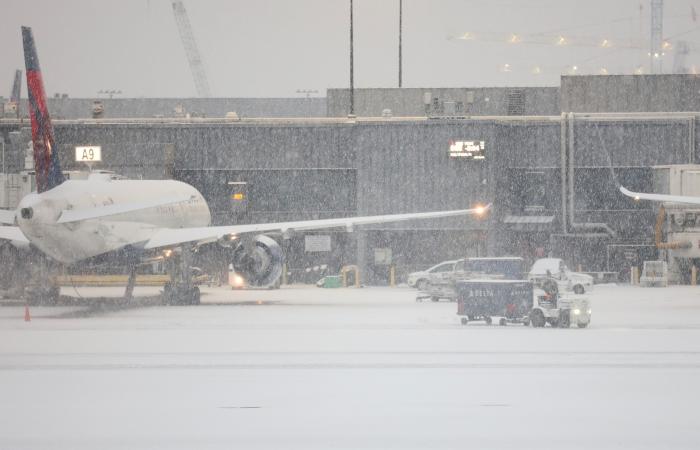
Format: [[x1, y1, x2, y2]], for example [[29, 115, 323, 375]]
[[455, 279, 533, 326]]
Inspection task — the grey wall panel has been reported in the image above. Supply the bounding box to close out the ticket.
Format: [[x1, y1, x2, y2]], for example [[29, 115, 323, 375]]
[[561, 75, 700, 112], [327, 87, 560, 117]]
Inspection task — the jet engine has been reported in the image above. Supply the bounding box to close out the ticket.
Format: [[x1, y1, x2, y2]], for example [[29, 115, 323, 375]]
[[230, 235, 283, 287]]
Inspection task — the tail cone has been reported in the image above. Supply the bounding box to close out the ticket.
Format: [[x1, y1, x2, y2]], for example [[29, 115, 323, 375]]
[[24, 304, 31, 322]]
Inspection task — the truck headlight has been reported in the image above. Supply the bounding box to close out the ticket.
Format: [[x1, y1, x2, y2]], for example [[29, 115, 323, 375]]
[[573, 308, 581, 315], [587, 309, 592, 314]]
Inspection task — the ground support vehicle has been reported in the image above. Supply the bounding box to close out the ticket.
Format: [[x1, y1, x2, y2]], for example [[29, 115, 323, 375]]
[[417, 257, 525, 302], [526, 279, 591, 328], [455, 279, 533, 325], [640, 260, 668, 287], [528, 258, 594, 294], [407, 260, 457, 290]]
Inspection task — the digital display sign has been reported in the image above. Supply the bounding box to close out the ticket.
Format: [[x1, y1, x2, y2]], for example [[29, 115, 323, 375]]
[[449, 140, 485, 160]]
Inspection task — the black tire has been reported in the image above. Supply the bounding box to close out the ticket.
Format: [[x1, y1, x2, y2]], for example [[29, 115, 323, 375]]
[[499, 318, 507, 326], [46, 285, 60, 305], [163, 283, 173, 305], [430, 296, 439, 302], [573, 284, 584, 294], [558, 310, 571, 328], [484, 316, 492, 325], [416, 279, 428, 291], [460, 317, 468, 325], [577, 322, 589, 328], [530, 309, 546, 328]]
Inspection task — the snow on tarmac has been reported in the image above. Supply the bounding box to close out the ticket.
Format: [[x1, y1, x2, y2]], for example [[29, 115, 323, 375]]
[[1, 284, 700, 449]]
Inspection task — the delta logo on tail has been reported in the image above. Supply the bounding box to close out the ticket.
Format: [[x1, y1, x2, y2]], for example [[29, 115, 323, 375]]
[[21, 26, 64, 193]]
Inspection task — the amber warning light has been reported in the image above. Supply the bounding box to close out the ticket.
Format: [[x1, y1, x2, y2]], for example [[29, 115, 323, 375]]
[[231, 193, 245, 201]]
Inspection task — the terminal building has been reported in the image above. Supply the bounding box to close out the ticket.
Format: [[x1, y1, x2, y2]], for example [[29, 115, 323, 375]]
[[2, 74, 700, 284]]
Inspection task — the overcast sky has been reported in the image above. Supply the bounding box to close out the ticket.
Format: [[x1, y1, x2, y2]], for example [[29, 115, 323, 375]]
[[2, 0, 700, 98]]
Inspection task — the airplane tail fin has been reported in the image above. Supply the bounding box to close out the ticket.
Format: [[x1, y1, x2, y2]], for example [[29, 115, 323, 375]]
[[22, 26, 64, 193], [10, 69, 21, 103]]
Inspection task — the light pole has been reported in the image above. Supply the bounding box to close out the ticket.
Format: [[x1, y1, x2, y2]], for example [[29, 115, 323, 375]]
[[349, 0, 354, 116], [398, 0, 402, 87]]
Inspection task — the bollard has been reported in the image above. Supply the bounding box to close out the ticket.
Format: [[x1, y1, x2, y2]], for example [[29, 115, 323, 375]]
[[692, 266, 697, 286], [389, 266, 396, 287], [282, 263, 287, 285], [630, 266, 640, 285], [577, 264, 582, 272]]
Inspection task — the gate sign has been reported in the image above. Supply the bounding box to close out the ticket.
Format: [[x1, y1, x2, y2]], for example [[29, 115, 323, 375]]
[[449, 140, 485, 160], [75, 146, 102, 162]]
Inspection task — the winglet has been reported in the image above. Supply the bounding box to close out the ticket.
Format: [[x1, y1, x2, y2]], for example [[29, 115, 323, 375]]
[[22, 26, 64, 193]]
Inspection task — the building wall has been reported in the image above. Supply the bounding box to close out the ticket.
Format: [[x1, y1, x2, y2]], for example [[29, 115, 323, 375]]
[[561, 75, 700, 112], [2, 97, 326, 120], [1, 111, 697, 280], [327, 87, 560, 117]]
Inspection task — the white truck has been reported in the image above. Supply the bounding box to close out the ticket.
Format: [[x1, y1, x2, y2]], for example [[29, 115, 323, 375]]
[[528, 258, 594, 295], [407, 260, 457, 290]]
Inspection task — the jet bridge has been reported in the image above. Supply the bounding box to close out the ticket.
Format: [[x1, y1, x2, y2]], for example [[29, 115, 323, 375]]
[[651, 165, 700, 282]]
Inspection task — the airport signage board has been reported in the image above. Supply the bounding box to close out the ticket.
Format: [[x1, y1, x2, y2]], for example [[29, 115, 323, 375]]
[[305, 235, 331, 252], [75, 146, 102, 162], [449, 140, 485, 160]]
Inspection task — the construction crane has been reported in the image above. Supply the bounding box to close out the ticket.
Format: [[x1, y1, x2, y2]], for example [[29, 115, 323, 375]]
[[171, 1, 211, 98]]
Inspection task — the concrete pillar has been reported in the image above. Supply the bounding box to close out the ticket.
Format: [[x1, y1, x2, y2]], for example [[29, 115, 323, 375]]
[[692, 266, 697, 286]]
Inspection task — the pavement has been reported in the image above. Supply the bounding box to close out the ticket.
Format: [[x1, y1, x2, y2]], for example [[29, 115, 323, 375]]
[[1, 283, 700, 449]]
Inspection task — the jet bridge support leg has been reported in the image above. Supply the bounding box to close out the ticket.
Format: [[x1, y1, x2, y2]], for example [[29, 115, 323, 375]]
[[163, 246, 200, 306], [124, 265, 137, 302]]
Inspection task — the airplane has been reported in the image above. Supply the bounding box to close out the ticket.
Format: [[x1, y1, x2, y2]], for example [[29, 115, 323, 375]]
[[0, 26, 489, 305], [619, 186, 700, 206]]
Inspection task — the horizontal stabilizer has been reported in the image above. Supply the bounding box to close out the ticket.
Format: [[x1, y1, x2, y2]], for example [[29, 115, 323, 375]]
[[620, 186, 700, 205], [145, 205, 490, 250], [57, 195, 194, 224], [0, 209, 15, 225], [0, 226, 29, 243]]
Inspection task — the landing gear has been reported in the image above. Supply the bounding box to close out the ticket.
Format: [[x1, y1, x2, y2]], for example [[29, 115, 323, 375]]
[[163, 246, 201, 306]]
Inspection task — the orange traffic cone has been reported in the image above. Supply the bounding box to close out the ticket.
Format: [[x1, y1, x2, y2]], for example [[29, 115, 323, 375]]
[[24, 304, 31, 322]]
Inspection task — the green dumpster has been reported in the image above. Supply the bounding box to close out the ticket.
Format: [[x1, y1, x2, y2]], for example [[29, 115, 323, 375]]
[[316, 275, 343, 288]]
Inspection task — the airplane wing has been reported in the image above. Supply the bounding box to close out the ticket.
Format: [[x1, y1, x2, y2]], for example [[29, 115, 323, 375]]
[[144, 205, 490, 250], [57, 195, 194, 224], [620, 186, 700, 205], [0, 209, 15, 225], [0, 226, 29, 243]]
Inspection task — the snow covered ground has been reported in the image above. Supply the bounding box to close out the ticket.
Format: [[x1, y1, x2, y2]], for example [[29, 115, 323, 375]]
[[1, 283, 700, 449]]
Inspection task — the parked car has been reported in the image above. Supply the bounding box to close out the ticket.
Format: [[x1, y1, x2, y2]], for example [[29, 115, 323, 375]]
[[407, 260, 457, 290], [528, 258, 593, 294]]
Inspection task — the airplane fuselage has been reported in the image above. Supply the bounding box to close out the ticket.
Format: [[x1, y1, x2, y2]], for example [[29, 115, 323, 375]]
[[16, 174, 211, 264]]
